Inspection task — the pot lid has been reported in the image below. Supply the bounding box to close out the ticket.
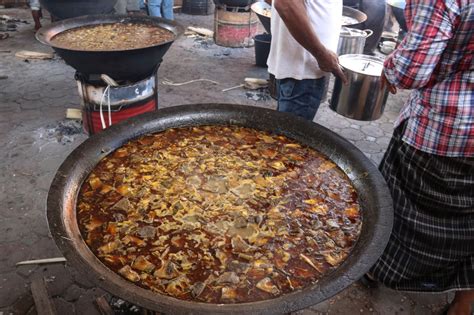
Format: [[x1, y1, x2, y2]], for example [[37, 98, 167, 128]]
[[339, 54, 385, 76], [340, 27, 367, 37]]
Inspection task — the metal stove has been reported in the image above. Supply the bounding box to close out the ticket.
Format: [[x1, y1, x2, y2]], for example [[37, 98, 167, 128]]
[[214, 3, 258, 48], [76, 70, 159, 135]]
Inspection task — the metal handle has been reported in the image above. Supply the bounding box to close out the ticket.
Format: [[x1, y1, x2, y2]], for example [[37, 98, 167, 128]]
[[363, 29, 374, 38]]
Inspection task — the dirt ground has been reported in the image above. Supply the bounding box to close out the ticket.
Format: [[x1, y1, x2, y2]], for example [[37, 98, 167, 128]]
[[0, 7, 453, 315]]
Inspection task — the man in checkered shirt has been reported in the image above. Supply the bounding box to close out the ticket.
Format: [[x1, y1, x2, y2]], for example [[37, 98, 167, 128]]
[[368, 0, 473, 313]]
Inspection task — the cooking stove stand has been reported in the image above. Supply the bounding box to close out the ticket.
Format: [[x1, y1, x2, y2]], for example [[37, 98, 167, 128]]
[[75, 66, 160, 135]]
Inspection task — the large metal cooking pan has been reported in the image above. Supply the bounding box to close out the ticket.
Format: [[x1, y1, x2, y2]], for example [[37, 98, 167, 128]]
[[36, 15, 183, 81], [47, 104, 393, 314], [39, 0, 118, 20]]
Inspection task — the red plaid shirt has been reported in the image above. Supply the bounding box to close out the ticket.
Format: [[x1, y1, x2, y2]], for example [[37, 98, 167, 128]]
[[384, 0, 474, 157]]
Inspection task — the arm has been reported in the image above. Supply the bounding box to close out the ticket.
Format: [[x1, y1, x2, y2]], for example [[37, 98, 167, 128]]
[[383, 0, 453, 89], [274, 0, 346, 83]]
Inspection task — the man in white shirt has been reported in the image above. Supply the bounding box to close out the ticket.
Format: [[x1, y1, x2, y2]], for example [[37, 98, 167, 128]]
[[267, 0, 346, 121]]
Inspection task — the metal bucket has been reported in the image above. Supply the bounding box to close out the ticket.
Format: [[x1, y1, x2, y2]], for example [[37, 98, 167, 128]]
[[330, 54, 389, 121], [214, 7, 259, 47], [337, 27, 373, 56]]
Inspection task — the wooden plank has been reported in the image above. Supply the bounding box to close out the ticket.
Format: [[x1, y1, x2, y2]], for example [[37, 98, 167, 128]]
[[95, 296, 114, 315], [30, 277, 56, 315], [66, 108, 82, 120]]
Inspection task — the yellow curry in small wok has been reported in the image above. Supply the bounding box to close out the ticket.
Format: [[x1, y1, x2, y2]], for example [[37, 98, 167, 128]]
[[77, 126, 362, 303]]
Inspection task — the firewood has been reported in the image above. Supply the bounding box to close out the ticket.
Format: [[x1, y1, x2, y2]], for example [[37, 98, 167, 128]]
[[15, 50, 54, 60], [30, 277, 56, 315], [187, 26, 214, 37]]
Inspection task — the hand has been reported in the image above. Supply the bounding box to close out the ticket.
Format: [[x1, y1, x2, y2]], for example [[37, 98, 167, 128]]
[[381, 71, 397, 94], [316, 48, 348, 85]]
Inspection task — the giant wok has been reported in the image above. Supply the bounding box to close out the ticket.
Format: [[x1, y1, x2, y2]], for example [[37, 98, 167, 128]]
[[47, 104, 393, 314]]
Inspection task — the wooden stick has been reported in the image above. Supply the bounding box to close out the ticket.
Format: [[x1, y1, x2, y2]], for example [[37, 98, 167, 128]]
[[222, 84, 245, 92], [31, 277, 56, 315], [95, 296, 114, 315], [187, 26, 214, 37], [16, 257, 67, 266], [15, 50, 54, 60]]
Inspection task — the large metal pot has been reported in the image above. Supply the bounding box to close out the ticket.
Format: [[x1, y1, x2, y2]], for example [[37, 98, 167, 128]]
[[47, 104, 393, 314], [330, 55, 389, 121], [337, 27, 373, 56], [36, 15, 183, 81]]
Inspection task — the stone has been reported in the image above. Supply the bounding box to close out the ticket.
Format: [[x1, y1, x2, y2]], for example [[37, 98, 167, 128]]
[[361, 125, 385, 138], [16, 266, 38, 278], [0, 273, 29, 308], [355, 140, 385, 154], [53, 297, 75, 314], [39, 264, 74, 296], [339, 129, 365, 142], [63, 284, 84, 303], [69, 268, 95, 290], [375, 137, 391, 147], [74, 288, 106, 315]]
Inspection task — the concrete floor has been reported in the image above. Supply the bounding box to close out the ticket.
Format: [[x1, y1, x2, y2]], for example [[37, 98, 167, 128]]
[[0, 7, 453, 315]]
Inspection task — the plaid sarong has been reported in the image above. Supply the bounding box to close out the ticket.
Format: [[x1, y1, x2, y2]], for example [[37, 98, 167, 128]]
[[370, 122, 474, 292]]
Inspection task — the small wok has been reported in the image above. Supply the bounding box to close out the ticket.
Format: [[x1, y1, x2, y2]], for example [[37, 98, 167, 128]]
[[342, 6, 367, 28], [251, 1, 271, 34], [36, 15, 183, 81], [47, 104, 393, 314]]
